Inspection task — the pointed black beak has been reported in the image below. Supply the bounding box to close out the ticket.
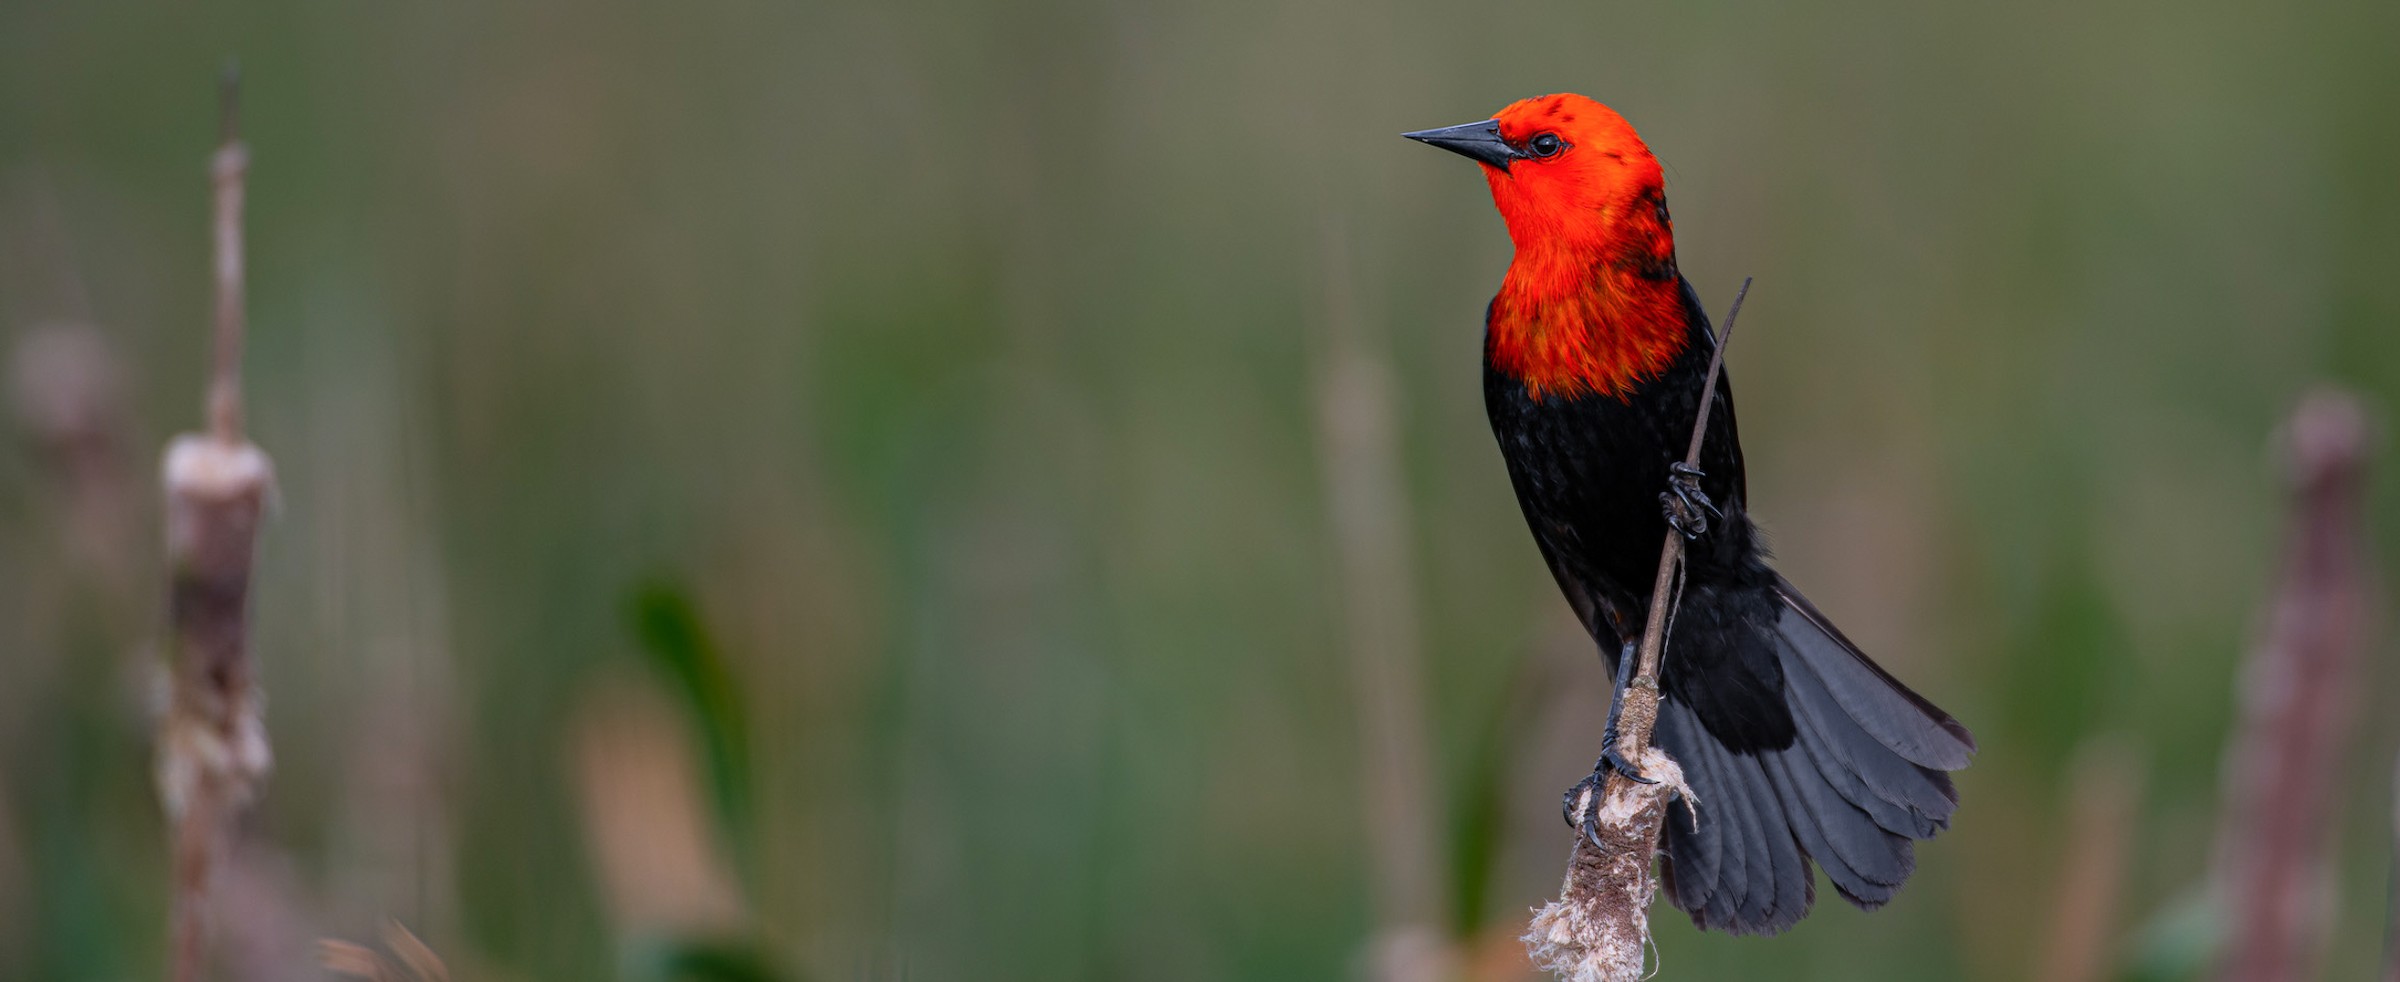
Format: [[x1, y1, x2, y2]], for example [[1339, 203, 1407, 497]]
[[1403, 118, 1520, 170]]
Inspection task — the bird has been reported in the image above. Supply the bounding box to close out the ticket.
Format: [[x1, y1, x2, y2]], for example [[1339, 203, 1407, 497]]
[[1404, 93, 1975, 935]]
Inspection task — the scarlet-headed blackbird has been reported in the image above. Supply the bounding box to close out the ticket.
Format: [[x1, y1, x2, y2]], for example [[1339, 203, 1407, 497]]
[[1407, 93, 1975, 935]]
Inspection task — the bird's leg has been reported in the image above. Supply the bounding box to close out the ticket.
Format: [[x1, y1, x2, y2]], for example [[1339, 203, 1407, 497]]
[[1660, 461, 1719, 539], [1594, 640, 1657, 784], [1562, 641, 1657, 843]]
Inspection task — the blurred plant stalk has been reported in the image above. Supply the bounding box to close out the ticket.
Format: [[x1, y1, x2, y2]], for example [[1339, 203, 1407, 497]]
[[1315, 222, 1453, 981], [2210, 389, 2377, 982], [2037, 737, 2143, 982], [155, 71, 278, 982], [569, 675, 749, 948]]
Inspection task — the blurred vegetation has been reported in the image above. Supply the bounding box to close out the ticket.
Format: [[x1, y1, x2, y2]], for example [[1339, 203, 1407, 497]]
[[630, 580, 758, 860], [3, 0, 2399, 979]]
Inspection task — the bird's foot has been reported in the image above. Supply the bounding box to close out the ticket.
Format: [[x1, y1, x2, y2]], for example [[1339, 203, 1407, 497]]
[[1597, 733, 1656, 786], [1560, 738, 1657, 845], [1660, 461, 1719, 539]]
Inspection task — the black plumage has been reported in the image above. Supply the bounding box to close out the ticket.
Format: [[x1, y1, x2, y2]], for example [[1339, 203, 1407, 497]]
[[1484, 277, 1975, 935]]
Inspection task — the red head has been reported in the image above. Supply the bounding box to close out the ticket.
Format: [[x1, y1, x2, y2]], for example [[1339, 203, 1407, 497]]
[[1406, 94, 1687, 400]]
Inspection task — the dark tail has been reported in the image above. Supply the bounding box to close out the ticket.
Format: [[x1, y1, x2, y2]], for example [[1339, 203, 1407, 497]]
[[1653, 576, 1975, 935]]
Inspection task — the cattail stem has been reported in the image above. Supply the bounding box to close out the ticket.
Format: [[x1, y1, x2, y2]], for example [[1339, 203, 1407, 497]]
[[158, 65, 276, 982]]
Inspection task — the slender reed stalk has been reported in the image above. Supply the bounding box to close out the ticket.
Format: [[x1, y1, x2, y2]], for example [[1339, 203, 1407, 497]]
[[2038, 737, 2143, 982], [1314, 220, 1450, 981]]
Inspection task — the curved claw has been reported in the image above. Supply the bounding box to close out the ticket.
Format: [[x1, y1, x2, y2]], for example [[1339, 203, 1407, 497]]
[[1601, 742, 1658, 786], [1560, 774, 1600, 830], [1662, 461, 1719, 539], [1559, 744, 1660, 844]]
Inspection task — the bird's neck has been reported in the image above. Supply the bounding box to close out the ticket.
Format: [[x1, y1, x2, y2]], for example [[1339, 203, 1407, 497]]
[[1486, 197, 1687, 402]]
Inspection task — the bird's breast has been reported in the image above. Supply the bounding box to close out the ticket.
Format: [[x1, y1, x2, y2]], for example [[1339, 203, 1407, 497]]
[[1486, 251, 1690, 401]]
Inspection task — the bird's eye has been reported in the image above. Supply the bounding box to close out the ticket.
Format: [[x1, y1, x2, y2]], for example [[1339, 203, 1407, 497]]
[[1528, 133, 1564, 158]]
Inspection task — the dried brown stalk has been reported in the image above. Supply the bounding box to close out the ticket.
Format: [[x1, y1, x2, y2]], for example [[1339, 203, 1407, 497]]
[[1524, 279, 1749, 981], [156, 67, 277, 982], [2210, 389, 2374, 982]]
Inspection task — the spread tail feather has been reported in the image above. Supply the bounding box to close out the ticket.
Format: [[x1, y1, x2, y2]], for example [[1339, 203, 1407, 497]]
[[1657, 577, 1973, 934]]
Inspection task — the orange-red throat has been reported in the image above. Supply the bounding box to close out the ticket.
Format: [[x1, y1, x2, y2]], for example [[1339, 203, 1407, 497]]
[[1407, 94, 1689, 400]]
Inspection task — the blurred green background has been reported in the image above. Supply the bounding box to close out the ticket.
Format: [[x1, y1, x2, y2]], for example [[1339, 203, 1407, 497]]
[[3, 0, 2398, 978]]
